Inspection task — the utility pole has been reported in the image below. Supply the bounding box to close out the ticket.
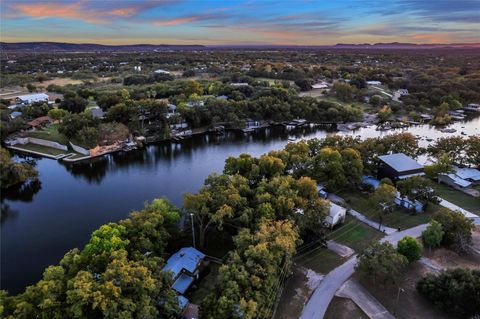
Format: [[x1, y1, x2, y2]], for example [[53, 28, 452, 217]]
[[190, 213, 195, 248], [393, 286, 404, 315]]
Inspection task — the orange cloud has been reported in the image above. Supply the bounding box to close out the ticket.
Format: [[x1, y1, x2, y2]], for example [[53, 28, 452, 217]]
[[154, 16, 200, 26], [412, 33, 452, 43], [11, 1, 140, 23]]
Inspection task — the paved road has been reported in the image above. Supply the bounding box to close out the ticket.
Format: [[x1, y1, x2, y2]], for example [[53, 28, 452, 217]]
[[327, 193, 397, 235], [336, 279, 395, 319], [300, 255, 357, 319], [327, 240, 355, 258], [300, 224, 428, 319], [437, 197, 479, 219], [349, 209, 397, 235]]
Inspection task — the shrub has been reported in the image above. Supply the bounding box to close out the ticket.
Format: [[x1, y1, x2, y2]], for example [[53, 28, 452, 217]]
[[397, 236, 422, 263]]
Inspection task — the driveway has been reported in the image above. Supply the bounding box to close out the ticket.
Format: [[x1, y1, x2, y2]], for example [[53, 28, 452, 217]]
[[336, 279, 395, 319], [300, 255, 357, 319]]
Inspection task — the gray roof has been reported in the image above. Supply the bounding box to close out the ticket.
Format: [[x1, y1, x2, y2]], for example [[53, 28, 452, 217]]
[[162, 247, 205, 279], [378, 153, 423, 172]]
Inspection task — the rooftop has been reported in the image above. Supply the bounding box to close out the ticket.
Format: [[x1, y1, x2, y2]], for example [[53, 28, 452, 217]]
[[16, 93, 49, 101], [162, 247, 205, 279], [378, 153, 423, 172], [172, 273, 195, 294], [329, 202, 346, 217]]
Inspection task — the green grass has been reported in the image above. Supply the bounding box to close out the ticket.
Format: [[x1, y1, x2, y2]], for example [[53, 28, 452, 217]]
[[188, 263, 220, 304], [296, 247, 345, 274], [329, 215, 384, 252], [27, 124, 69, 145], [338, 190, 434, 229], [13, 143, 67, 156], [316, 96, 365, 109], [432, 183, 480, 214]]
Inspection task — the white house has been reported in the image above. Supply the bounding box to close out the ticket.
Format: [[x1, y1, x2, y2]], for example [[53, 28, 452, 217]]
[[324, 202, 347, 229], [438, 167, 480, 188], [366, 80, 382, 86], [16, 93, 49, 105]]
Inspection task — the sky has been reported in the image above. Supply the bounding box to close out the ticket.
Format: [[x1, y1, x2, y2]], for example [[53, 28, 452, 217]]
[[1, 0, 479, 45]]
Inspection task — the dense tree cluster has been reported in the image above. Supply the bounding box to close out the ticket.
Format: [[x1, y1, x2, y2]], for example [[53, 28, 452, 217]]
[[428, 136, 480, 167], [417, 268, 480, 318], [0, 199, 181, 319]]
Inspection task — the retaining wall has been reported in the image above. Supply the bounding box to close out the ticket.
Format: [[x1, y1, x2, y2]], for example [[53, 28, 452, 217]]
[[69, 142, 90, 156]]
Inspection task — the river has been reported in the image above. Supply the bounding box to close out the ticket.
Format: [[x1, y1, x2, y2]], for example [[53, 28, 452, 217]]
[[2, 116, 479, 294]]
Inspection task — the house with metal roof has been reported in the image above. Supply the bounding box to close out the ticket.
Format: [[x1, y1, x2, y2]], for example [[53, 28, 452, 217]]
[[163, 247, 206, 295], [378, 153, 424, 181], [16, 93, 49, 105]]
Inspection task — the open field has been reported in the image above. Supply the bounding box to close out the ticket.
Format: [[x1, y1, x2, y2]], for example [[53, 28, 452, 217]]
[[324, 297, 369, 319], [431, 183, 480, 214], [339, 190, 434, 229], [33, 77, 84, 88], [355, 263, 452, 319], [328, 215, 384, 252]]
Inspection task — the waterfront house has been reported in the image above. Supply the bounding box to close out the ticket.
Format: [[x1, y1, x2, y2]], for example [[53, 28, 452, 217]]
[[16, 93, 49, 105], [378, 153, 424, 181], [464, 103, 480, 112], [163, 247, 206, 295], [324, 202, 347, 228], [27, 116, 52, 129]]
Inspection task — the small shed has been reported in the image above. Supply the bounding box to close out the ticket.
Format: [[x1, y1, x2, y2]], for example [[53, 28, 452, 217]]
[[324, 202, 347, 229]]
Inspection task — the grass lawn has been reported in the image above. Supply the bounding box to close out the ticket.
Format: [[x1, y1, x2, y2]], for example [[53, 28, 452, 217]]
[[431, 183, 480, 214], [338, 190, 434, 229], [316, 96, 365, 109], [328, 215, 384, 252], [296, 247, 345, 274], [13, 143, 67, 156], [27, 124, 69, 145]]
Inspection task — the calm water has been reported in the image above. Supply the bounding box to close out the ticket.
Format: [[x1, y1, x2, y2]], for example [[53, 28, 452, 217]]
[[2, 117, 479, 294]]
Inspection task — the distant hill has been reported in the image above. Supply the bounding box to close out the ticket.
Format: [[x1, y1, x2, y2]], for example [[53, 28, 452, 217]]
[[0, 42, 206, 52], [1, 41, 479, 52], [333, 42, 480, 49]]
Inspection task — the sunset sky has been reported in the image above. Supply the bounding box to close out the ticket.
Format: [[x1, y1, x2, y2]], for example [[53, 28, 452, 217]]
[[1, 0, 479, 45]]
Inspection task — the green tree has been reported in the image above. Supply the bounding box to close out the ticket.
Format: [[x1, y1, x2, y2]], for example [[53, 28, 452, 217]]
[[48, 108, 70, 122], [332, 82, 353, 102], [370, 182, 396, 229], [396, 176, 438, 206], [432, 208, 475, 254], [356, 241, 408, 284], [397, 236, 423, 263], [0, 147, 38, 189], [421, 220, 444, 250], [312, 147, 346, 191], [424, 152, 452, 180], [341, 148, 363, 186], [377, 105, 392, 122]]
